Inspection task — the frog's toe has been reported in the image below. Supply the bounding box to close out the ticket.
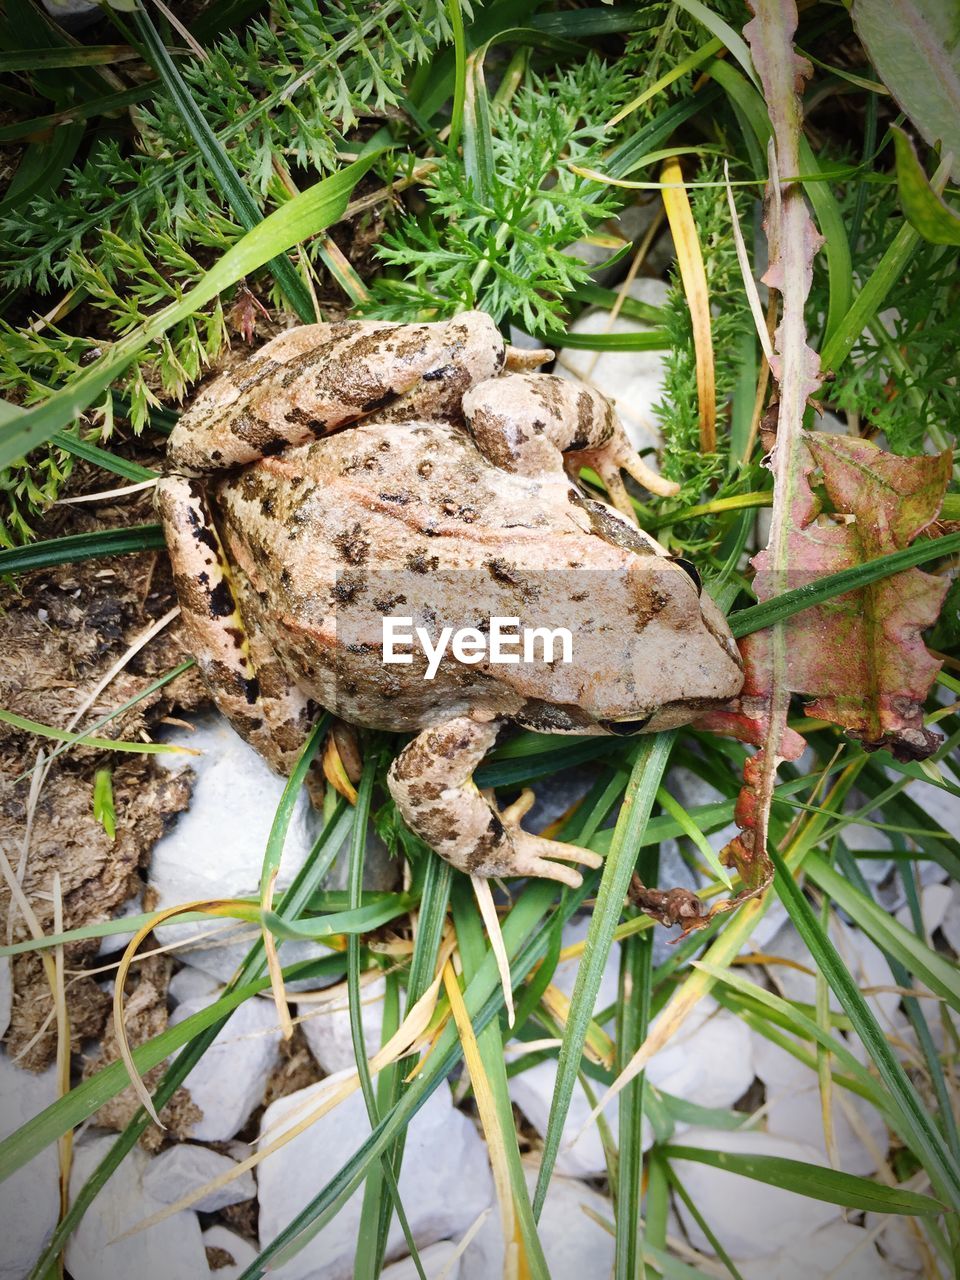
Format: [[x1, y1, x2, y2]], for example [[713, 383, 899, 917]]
[[509, 831, 603, 886]]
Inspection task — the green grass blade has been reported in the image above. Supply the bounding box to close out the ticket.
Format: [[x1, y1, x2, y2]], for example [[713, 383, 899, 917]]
[[0, 526, 166, 575], [348, 753, 426, 1280], [770, 844, 960, 1211], [50, 430, 157, 481], [614, 895, 654, 1279], [0, 705, 193, 757], [729, 531, 960, 636], [239, 877, 596, 1276], [452, 880, 551, 1280], [258, 720, 324, 894], [133, 9, 314, 323], [0, 152, 379, 473], [533, 732, 676, 1217], [804, 852, 960, 1015], [664, 1145, 944, 1215]]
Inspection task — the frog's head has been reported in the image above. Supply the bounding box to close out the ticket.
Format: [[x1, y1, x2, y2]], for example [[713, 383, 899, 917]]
[[500, 506, 744, 736]]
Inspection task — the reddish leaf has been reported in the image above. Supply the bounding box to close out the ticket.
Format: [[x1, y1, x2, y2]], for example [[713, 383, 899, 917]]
[[706, 433, 951, 763]]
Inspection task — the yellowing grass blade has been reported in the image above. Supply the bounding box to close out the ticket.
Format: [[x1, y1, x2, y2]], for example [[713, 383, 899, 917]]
[[660, 155, 717, 452], [471, 875, 515, 1028], [443, 961, 522, 1280], [262, 868, 294, 1042], [576, 889, 769, 1141], [323, 731, 359, 804], [118, 960, 449, 1238]]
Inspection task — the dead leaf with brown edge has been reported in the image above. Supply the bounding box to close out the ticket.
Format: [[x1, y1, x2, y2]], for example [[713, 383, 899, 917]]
[[702, 432, 952, 765]]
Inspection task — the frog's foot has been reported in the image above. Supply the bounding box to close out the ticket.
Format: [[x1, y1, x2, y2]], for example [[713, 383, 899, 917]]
[[503, 829, 603, 889], [503, 345, 554, 372], [387, 717, 602, 887], [574, 434, 679, 522]]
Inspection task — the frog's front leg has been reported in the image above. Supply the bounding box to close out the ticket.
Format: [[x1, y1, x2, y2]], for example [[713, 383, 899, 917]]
[[157, 476, 316, 775], [387, 717, 603, 887], [462, 372, 679, 518]]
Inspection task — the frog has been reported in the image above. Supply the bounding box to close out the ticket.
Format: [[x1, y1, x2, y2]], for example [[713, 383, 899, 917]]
[[157, 311, 744, 890]]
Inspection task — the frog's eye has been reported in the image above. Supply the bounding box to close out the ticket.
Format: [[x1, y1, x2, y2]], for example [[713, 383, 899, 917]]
[[599, 715, 652, 736], [673, 557, 702, 595]]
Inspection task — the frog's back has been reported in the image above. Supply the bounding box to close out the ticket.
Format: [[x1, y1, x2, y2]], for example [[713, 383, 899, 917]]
[[213, 419, 607, 729]]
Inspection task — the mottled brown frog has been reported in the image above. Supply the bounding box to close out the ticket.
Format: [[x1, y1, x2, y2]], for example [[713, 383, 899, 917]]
[[158, 312, 743, 887]]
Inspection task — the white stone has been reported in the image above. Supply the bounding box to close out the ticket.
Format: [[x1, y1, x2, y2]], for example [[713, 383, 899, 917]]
[[735, 1220, 906, 1279], [752, 1035, 888, 1176], [645, 995, 755, 1111], [902, 777, 960, 841], [0, 1056, 59, 1280], [150, 713, 324, 978], [895, 883, 953, 943], [202, 1226, 259, 1280], [170, 990, 282, 1141], [298, 975, 386, 1075], [97, 891, 144, 958], [0, 957, 11, 1039], [168, 964, 222, 1007], [382, 1241, 461, 1279], [942, 880, 960, 956], [509, 1056, 625, 1179], [549, 916, 621, 1016], [508, 994, 753, 1179], [461, 1159, 614, 1280], [864, 1208, 927, 1274], [764, 918, 899, 1031], [670, 1127, 838, 1258], [257, 1071, 493, 1280], [142, 1143, 256, 1212], [556, 278, 672, 456], [66, 1132, 207, 1280]]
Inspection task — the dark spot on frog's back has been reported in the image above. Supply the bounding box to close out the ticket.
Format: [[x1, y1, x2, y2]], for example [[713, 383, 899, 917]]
[[485, 557, 518, 584], [379, 489, 414, 505], [406, 550, 439, 574], [284, 405, 326, 434], [225, 625, 246, 649], [332, 572, 366, 604], [208, 579, 236, 618], [185, 505, 219, 554], [334, 523, 370, 566]]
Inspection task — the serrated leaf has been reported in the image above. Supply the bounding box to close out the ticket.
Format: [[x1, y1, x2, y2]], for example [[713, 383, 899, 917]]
[[706, 433, 951, 760]]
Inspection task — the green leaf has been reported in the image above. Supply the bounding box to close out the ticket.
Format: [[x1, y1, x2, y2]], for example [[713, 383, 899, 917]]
[[729, 531, 960, 637], [533, 733, 675, 1217], [770, 843, 960, 1211], [665, 1145, 944, 1216], [851, 0, 960, 181], [0, 152, 380, 474], [92, 768, 116, 840], [892, 126, 960, 245], [804, 852, 960, 1016], [133, 9, 314, 323]]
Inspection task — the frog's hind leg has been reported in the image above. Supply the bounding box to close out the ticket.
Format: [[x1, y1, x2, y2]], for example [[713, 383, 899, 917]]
[[387, 716, 602, 887], [462, 372, 678, 519], [157, 476, 317, 777]]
